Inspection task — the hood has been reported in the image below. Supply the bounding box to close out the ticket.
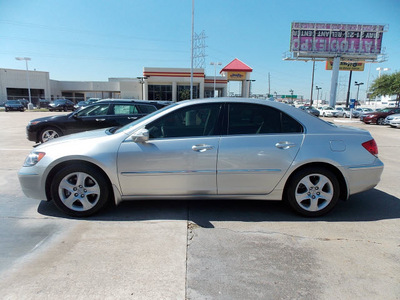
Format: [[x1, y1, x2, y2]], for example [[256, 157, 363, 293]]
[[30, 114, 72, 124], [35, 128, 112, 150]]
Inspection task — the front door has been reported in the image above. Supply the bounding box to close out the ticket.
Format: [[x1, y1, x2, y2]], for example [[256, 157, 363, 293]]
[[117, 103, 222, 196]]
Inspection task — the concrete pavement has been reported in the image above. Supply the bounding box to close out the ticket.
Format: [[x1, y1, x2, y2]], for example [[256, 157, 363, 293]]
[[0, 111, 399, 299]]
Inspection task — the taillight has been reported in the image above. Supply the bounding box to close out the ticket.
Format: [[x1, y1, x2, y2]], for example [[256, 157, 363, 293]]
[[362, 139, 378, 156]]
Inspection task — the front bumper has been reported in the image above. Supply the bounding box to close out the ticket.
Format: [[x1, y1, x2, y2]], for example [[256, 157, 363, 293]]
[[26, 126, 38, 142], [18, 166, 47, 200], [389, 120, 400, 128]]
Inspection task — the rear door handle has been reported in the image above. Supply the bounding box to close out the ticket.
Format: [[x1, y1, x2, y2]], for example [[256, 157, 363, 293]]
[[95, 118, 106, 122], [128, 116, 138, 120], [192, 144, 214, 152], [275, 141, 296, 150]]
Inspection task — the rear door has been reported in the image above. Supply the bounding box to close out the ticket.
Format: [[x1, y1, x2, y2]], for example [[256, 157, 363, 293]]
[[217, 103, 304, 195]]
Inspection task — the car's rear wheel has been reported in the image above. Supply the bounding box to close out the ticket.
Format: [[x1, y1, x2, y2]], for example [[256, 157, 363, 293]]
[[50, 164, 110, 217], [377, 117, 385, 125], [40, 127, 63, 143], [285, 167, 340, 217]]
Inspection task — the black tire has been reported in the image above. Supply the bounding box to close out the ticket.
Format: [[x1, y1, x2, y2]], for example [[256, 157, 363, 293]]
[[40, 127, 63, 143], [377, 117, 385, 125], [285, 167, 340, 217], [50, 164, 110, 217]]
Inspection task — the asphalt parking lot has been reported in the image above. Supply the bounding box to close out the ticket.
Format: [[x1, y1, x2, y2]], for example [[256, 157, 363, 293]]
[[0, 110, 399, 299]]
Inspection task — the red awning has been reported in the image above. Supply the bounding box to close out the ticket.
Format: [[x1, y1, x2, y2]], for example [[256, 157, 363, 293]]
[[221, 58, 253, 73]]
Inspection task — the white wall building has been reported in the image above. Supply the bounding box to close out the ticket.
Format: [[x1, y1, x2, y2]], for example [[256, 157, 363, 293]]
[[0, 67, 228, 105]]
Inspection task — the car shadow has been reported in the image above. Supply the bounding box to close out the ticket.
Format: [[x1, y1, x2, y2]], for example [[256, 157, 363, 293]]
[[37, 188, 400, 227]]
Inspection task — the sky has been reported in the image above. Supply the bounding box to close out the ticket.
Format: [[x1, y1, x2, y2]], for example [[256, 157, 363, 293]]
[[1, 0, 399, 101]]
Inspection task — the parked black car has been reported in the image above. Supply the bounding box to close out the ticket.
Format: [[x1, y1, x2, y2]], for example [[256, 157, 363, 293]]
[[5, 100, 25, 112], [38, 99, 51, 108], [26, 99, 158, 143], [48, 99, 75, 112]]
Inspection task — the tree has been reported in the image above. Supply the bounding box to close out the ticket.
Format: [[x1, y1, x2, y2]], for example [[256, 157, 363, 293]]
[[369, 72, 400, 107]]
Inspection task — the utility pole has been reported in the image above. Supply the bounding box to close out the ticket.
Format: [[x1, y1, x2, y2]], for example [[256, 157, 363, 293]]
[[310, 60, 315, 106]]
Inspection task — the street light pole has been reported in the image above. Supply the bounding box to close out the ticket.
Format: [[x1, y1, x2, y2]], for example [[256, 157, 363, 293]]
[[246, 80, 255, 98], [289, 89, 294, 103], [210, 62, 221, 97], [316, 86, 322, 107], [355, 81, 364, 105], [190, 0, 194, 100], [137, 76, 148, 100], [15, 57, 33, 109]]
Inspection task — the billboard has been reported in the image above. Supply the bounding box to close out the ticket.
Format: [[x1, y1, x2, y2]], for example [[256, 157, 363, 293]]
[[290, 22, 386, 59], [326, 60, 365, 71]]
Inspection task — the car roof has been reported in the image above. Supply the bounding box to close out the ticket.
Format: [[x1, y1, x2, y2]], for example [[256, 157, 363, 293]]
[[97, 99, 156, 105]]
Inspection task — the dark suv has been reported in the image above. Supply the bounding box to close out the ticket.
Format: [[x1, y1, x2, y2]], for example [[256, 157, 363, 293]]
[[26, 99, 158, 143], [48, 99, 75, 112]]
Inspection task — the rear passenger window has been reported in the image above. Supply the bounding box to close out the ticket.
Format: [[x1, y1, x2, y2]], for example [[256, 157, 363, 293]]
[[228, 103, 303, 135], [113, 104, 138, 115]]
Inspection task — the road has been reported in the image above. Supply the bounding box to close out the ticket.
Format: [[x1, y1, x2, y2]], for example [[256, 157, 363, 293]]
[[0, 111, 399, 299]]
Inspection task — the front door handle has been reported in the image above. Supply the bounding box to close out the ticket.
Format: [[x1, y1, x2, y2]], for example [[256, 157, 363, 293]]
[[275, 141, 296, 150], [128, 116, 138, 120], [95, 118, 106, 122], [192, 144, 214, 152]]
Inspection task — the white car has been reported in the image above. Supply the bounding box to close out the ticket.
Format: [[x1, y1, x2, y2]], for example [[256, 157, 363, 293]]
[[319, 106, 339, 117], [384, 113, 400, 128], [336, 107, 360, 118]]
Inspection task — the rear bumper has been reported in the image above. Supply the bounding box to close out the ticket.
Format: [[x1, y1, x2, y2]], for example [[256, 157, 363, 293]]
[[346, 159, 384, 195]]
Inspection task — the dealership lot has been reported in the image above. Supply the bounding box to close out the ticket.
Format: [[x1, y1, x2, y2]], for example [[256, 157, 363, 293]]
[[0, 110, 399, 299]]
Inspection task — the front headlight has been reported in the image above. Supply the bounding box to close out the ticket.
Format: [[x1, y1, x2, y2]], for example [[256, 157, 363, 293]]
[[23, 152, 46, 167], [29, 120, 42, 126]]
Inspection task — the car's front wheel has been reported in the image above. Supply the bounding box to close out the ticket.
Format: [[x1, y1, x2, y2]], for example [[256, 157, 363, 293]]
[[377, 117, 385, 125], [285, 167, 340, 217], [50, 164, 110, 217], [40, 127, 63, 143]]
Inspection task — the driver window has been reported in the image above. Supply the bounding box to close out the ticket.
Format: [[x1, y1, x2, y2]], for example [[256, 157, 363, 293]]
[[146, 103, 221, 139]]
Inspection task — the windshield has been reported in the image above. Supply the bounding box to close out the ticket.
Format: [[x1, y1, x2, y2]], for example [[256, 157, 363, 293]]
[[114, 103, 178, 134], [7, 100, 21, 104]]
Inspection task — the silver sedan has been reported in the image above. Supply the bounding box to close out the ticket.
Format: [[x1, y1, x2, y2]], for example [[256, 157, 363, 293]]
[[18, 98, 384, 217]]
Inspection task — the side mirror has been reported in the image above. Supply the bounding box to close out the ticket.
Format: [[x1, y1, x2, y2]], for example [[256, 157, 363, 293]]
[[131, 128, 149, 143]]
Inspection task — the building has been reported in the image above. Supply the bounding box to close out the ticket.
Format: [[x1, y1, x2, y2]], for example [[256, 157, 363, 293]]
[[0, 66, 229, 105]]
